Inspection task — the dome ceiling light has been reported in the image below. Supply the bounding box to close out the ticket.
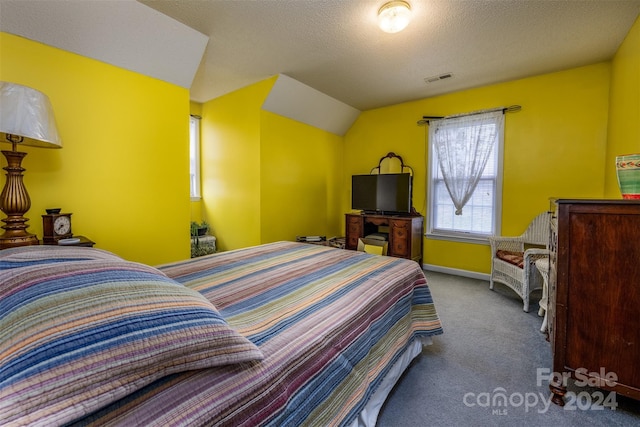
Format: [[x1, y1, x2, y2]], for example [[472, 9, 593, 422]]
[[377, 1, 412, 34]]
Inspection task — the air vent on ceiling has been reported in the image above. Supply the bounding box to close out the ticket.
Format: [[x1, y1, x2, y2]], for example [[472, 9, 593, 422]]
[[424, 73, 453, 84]]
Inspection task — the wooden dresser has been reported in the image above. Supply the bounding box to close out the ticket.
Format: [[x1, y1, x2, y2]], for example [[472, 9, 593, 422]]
[[345, 213, 423, 264], [548, 199, 640, 405]]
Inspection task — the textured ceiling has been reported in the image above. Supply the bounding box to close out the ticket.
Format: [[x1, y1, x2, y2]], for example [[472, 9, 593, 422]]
[[140, 0, 640, 110], [2, 0, 640, 111]]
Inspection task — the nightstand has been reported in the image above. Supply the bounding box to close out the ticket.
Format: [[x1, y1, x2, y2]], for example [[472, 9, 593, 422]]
[[43, 235, 95, 247]]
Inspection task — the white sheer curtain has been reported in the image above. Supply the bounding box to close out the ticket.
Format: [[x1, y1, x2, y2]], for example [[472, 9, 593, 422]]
[[429, 110, 504, 215]]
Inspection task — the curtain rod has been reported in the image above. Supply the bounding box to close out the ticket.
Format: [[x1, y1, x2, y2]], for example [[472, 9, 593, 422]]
[[416, 105, 521, 126]]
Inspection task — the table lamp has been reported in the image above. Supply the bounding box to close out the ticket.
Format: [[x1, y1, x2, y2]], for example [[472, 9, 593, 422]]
[[0, 82, 62, 249]]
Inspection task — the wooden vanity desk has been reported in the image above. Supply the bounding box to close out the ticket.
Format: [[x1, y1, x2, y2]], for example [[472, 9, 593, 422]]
[[345, 212, 423, 264]]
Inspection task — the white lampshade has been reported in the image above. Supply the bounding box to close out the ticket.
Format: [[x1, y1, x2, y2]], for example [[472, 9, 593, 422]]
[[0, 81, 62, 149], [378, 1, 412, 34]]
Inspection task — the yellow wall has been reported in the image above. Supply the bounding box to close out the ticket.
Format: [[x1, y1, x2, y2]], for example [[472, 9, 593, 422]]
[[0, 33, 191, 265], [190, 101, 203, 117], [344, 63, 611, 273], [199, 79, 273, 251], [260, 111, 343, 242], [199, 78, 345, 251], [605, 15, 640, 197]]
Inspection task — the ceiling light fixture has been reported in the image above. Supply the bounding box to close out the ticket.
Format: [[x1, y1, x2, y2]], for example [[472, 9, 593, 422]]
[[378, 1, 412, 34]]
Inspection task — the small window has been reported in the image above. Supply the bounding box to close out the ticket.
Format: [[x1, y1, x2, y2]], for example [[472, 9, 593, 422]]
[[426, 111, 504, 243], [189, 115, 201, 200]]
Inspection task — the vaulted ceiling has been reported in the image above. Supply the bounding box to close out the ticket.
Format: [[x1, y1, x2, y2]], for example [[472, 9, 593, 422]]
[[3, 0, 640, 111]]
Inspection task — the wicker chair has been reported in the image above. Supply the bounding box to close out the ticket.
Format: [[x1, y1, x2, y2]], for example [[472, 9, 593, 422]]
[[488, 212, 550, 312]]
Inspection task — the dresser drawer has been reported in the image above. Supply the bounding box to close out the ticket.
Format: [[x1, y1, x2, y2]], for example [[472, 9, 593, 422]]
[[345, 215, 363, 249], [390, 219, 410, 257]]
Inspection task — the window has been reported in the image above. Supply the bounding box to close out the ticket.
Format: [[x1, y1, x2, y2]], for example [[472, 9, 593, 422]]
[[426, 111, 504, 243], [189, 115, 201, 200]]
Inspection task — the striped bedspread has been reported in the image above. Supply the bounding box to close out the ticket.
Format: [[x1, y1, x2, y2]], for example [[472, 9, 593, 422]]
[[74, 241, 443, 426]]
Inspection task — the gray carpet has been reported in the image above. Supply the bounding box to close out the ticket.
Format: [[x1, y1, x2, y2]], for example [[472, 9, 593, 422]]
[[376, 271, 640, 426]]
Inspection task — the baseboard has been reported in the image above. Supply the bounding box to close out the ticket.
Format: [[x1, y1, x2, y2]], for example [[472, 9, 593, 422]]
[[422, 263, 490, 282]]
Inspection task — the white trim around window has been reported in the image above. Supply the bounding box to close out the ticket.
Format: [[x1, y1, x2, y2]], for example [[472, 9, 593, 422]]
[[189, 115, 201, 200], [425, 111, 504, 244]]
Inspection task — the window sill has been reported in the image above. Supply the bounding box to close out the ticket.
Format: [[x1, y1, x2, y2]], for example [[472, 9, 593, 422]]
[[425, 231, 490, 246]]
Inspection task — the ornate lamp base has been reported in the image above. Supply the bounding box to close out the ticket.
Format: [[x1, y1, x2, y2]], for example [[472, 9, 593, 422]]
[[0, 232, 39, 248], [0, 149, 39, 249]]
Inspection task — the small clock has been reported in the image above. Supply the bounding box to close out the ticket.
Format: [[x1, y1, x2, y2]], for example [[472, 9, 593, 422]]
[[42, 213, 73, 244]]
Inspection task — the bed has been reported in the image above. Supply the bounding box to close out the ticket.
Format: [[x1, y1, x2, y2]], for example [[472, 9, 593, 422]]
[[0, 241, 443, 426]]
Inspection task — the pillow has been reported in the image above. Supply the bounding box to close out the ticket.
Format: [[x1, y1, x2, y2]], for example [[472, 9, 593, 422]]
[[0, 259, 263, 426], [0, 245, 123, 270]]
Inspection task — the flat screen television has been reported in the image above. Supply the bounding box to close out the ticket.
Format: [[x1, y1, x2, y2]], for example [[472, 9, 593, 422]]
[[351, 173, 412, 214]]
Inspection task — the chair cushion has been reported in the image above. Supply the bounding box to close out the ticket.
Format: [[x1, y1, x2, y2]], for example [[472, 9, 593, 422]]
[[496, 250, 524, 268]]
